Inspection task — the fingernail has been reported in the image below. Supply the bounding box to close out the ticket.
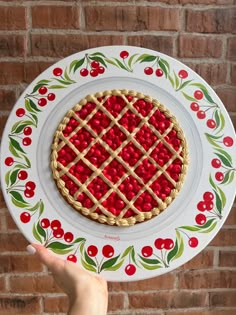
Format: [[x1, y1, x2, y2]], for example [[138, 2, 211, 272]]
[[26, 244, 36, 255]]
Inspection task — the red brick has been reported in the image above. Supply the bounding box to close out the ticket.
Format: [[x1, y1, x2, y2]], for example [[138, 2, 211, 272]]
[[181, 0, 235, 3], [231, 64, 236, 86], [215, 88, 236, 113], [178, 270, 236, 289], [179, 250, 214, 270], [227, 37, 236, 61], [0, 277, 5, 292], [31, 34, 124, 57], [5, 212, 19, 231], [0, 296, 41, 315], [0, 114, 9, 139], [186, 62, 227, 86], [0, 189, 7, 209], [127, 35, 175, 56], [0, 89, 16, 111], [186, 9, 236, 33], [0, 254, 43, 273], [0, 232, 28, 252], [169, 291, 207, 308], [178, 35, 223, 58], [224, 206, 236, 225], [108, 293, 126, 311], [219, 250, 236, 267], [32, 5, 80, 29], [0, 6, 27, 30], [128, 291, 169, 309], [0, 62, 24, 85], [0, 35, 25, 57], [229, 114, 236, 130], [43, 296, 68, 313], [24, 61, 53, 84], [109, 272, 175, 291], [165, 310, 234, 315], [84, 6, 180, 31], [209, 290, 236, 307], [9, 274, 63, 293]]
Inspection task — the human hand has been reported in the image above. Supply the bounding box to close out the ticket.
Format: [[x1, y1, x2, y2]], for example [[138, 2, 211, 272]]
[[27, 244, 108, 315]]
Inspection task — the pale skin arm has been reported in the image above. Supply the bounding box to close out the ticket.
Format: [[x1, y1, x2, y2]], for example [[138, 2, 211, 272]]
[[27, 244, 108, 315]]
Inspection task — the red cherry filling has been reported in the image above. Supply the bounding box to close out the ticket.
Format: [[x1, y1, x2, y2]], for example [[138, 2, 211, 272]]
[[102, 125, 126, 150]]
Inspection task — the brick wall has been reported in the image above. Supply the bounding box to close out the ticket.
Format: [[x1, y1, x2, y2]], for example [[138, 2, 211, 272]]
[[0, 0, 235, 314]]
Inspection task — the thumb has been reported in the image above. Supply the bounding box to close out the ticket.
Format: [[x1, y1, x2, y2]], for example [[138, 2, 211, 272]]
[[27, 244, 64, 272]]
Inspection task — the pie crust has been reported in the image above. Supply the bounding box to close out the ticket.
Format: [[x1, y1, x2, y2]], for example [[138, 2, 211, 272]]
[[51, 89, 188, 226]]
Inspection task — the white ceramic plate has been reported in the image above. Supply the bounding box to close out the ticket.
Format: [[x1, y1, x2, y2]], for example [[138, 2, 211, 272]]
[[1, 46, 235, 281]]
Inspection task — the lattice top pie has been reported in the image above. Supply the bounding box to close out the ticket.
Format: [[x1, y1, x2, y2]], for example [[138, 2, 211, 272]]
[[51, 90, 188, 226]]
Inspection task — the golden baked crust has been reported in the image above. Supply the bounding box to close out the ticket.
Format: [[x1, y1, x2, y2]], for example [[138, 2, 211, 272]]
[[51, 89, 188, 226]]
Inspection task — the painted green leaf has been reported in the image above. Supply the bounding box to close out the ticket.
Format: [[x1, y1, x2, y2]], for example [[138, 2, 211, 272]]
[[69, 59, 80, 72], [33, 223, 42, 243], [101, 255, 120, 271], [140, 262, 162, 270], [205, 134, 221, 148], [215, 148, 232, 164], [182, 92, 196, 102], [13, 121, 34, 134], [174, 71, 180, 90], [47, 242, 73, 250], [159, 58, 170, 71], [199, 221, 217, 233], [84, 251, 97, 267], [73, 237, 86, 244], [27, 201, 40, 212], [209, 174, 217, 191], [9, 169, 19, 186], [191, 83, 215, 103], [90, 52, 106, 58], [79, 241, 85, 254], [9, 137, 25, 154], [217, 186, 226, 208], [131, 247, 137, 265], [128, 53, 138, 68], [168, 74, 175, 88], [48, 85, 67, 89], [214, 110, 220, 129], [105, 58, 119, 67], [31, 79, 51, 94], [227, 171, 235, 185], [5, 170, 11, 186], [55, 78, 73, 86], [11, 197, 29, 208], [90, 56, 107, 68], [39, 202, 44, 216], [81, 258, 97, 273], [135, 54, 156, 63], [29, 99, 41, 112], [64, 67, 75, 82], [114, 58, 128, 71], [50, 247, 74, 255], [167, 239, 179, 264], [121, 245, 133, 259], [158, 60, 168, 78], [9, 143, 21, 158], [23, 154, 31, 168], [105, 259, 124, 271], [11, 121, 24, 133], [37, 221, 46, 241], [215, 152, 232, 167], [172, 230, 184, 261], [177, 79, 193, 91], [139, 256, 161, 265], [218, 111, 225, 132], [214, 189, 222, 214], [9, 191, 28, 205], [139, 55, 156, 63], [30, 113, 38, 126]]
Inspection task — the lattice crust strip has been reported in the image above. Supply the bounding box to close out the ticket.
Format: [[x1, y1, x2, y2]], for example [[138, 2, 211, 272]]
[[51, 89, 188, 226]]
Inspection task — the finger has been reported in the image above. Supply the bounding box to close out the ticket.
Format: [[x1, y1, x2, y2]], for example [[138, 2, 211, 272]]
[[28, 244, 64, 272]]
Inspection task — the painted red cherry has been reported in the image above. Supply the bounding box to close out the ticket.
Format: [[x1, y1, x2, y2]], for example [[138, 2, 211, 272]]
[[53, 228, 64, 238], [18, 170, 28, 180], [16, 108, 25, 117], [22, 137, 32, 146], [178, 69, 188, 79], [102, 245, 114, 258], [215, 171, 224, 182], [205, 200, 214, 211], [197, 201, 207, 211], [190, 102, 199, 112], [47, 93, 56, 101], [40, 218, 50, 229], [25, 181, 36, 190], [38, 98, 47, 107], [20, 212, 31, 223], [53, 67, 63, 76], [120, 50, 129, 59], [223, 136, 234, 147], [203, 192, 214, 201], [38, 86, 48, 95], [67, 254, 77, 263], [125, 264, 136, 276], [80, 68, 89, 77], [197, 110, 206, 119], [188, 237, 198, 248], [91, 60, 100, 68], [87, 245, 98, 257], [195, 213, 206, 225], [154, 238, 165, 250], [194, 90, 204, 100], [155, 68, 163, 77], [64, 232, 74, 243], [207, 119, 216, 129], [211, 158, 221, 168], [164, 238, 174, 250], [90, 69, 98, 77], [24, 189, 35, 198], [5, 157, 14, 166], [23, 126, 32, 136], [141, 246, 153, 257], [144, 67, 153, 75], [51, 219, 61, 230], [98, 66, 105, 74]]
